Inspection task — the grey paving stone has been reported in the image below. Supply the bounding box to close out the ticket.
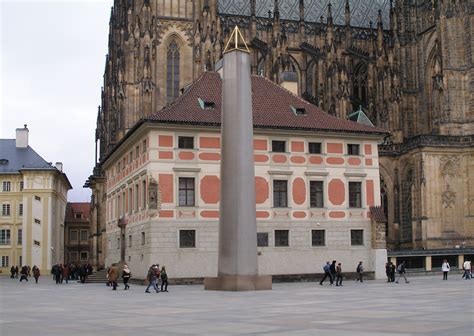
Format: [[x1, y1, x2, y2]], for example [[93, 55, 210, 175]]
[[0, 276, 472, 336]]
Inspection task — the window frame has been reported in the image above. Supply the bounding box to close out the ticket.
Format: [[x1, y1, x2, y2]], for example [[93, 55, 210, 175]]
[[273, 180, 288, 208], [308, 142, 322, 154], [309, 180, 324, 208], [80, 229, 88, 241], [69, 229, 78, 242], [179, 229, 196, 249], [0, 229, 11, 245], [347, 144, 360, 156], [2, 181, 11, 192], [80, 251, 88, 261], [271, 140, 287, 153], [178, 177, 195, 207], [17, 229, 22, 245], [348, 181, 362, 208], [2, 203, 11, 216], [351, 229, 364, 246], [311, 229, 326, 247], [257, 232, 269, 247], [274, 229, 289, 247], [1, 255, 9, 267], [178, 136, 195, 149]]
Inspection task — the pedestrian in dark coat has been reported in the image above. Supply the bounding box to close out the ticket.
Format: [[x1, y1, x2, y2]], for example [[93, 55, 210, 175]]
[[10, 266, 15, 278], [19, 265, 28, 282], [14, 265, 19, 278], [335, 263, 343, 286], [122, 264, 131, 290], [356, 261, 364, 282], [107, 264, 119, 290], [160, 266, 168, 292], [62, 264, 69, 284], [32, 265, 40, 284]]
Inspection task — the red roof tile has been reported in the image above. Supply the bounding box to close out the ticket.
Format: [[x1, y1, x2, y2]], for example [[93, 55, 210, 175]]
[[66, 202, 90, 221], [370, 206, 387, 223], [148, 72, 389, 135]]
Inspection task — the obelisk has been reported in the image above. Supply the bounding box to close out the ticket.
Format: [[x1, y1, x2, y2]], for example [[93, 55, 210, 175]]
[[204, 27, 272, 291]]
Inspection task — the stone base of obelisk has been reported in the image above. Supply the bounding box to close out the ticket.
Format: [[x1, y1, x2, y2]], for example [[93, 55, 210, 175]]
[[204, 275, 272, 291]]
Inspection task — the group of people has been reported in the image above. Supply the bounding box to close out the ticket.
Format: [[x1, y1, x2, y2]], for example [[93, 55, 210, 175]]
[[106, 263, 132, 290], [385, 261, 409, 283], [51, 263, 93, 284], [319, 260, 345, 286], [145, 264, 168, 293], [10, 265, 41, 283]]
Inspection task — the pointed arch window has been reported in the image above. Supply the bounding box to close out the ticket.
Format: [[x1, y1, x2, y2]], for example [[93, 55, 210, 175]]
[[352, 63, 368, 108], [167, 39, 180, 104]]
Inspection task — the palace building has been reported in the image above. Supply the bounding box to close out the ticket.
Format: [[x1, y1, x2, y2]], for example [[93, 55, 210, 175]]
[[0, 126, 71, 274], [87, 1, 473, 272]]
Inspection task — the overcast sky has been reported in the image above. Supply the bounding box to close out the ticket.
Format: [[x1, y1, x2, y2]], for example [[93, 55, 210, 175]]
[[1, 0, 112, 202]]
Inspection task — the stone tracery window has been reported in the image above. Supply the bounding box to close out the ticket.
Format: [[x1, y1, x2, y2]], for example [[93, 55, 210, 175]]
[[352, 62, 368, 108], [167, 39, 180, 104]]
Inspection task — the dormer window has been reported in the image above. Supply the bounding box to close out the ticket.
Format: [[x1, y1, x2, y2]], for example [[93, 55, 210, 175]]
[[198, 98, 215, 109], [291, 106, 306, 116]]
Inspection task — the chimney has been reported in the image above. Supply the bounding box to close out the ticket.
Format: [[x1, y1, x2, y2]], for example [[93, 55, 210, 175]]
[[55, 162, 63, 172], [16, 124, 29, 148]]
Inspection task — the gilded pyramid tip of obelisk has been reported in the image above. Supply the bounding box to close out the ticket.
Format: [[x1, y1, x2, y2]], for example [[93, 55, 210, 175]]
[[223, 26, 250, 54]]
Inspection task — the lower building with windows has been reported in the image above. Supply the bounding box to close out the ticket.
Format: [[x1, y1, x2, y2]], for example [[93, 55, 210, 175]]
[[102, 72, 389, 279], [0, 126, 71, 274], [64, 202, 92, 265]]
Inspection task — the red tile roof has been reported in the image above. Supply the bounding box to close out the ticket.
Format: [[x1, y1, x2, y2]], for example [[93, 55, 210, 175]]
[[370, 206, 387, 223], [65, 202, 90, 221], [148, 72, 389, 135]]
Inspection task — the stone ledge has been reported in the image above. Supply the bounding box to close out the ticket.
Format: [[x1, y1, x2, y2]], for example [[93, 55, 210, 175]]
[[204, 275, 272, 291]]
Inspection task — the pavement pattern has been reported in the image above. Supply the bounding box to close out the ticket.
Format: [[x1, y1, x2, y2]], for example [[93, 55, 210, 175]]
[[0, 275, 472, 336]]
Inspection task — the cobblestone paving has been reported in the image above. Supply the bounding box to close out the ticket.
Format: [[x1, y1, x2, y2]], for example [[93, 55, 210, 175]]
[[0, 275, 472, 336]]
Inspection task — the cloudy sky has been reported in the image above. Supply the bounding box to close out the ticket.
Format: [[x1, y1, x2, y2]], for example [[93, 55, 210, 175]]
[[1, 0, 112, 202]]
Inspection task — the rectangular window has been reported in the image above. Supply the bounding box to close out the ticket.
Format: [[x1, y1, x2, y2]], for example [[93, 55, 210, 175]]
[[19, 255, 22, 266], [2, 203, 10, 216], [69, 230, 78, 241], [134, 184, 139, 211], [178, 136, 194, 149], [347, 144, 360, 155], [2, 181, 11, 191], [128, 234, 132, 247], [135, 145, 140, 159], [129, 151, 133, 163], [117, 195, 121, 217], [128, 187, 133, 214], [308, 142, 322, 154], [75, 213, 82, 219], [17, 229, 22, 245], [311, 230, 325, 246], [179, 230, 196, 248], [19, 203, 23, 216], [271, 140, 286, 153], [34, 218, 41, 225], [349, 182, 362, 208], [179, 177, 195, 206], [34, 195, 41, 201], [80, 252, 88, 261], [142, 139, 147, 153], [117, 237, 120, 249], [309, 181, 324, 208], [70, 252, 78, 261], [141, 232, 145, 245], [1, 256, 9, 267], [142, 180, 147, 209], [0, 229, 11, 245], [257, 232, 269, 247], [80, 230, 88, 241], [273, 180, 288, 208], [274, 230, 289, 247], [351, 229, 364, 246], [19, 181, 24, 191]]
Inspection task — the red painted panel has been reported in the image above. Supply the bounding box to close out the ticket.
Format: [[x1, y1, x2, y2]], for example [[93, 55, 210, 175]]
[[199, 137, 220, 149], [272, 154, 287, 163], [293, 211, 307, 219], [200, 176, 220, 204], [253, 139, 268, 151], [292, 178, 306, 205], [159, 151, 173, 159], [326, 157, 345, 165], [327, 143, 343, 154], [178, 151, 195, 160], [290, 156, 306, 164], [348, 157, 361, 166], [255, 177, 269, 204], [254, 154, 269, 163], [201, 210, 219, 218], [329, 211, 345, 218], [366, 180, 374, 207], [309, 156, 323, 164], [159, 210, 174, 218], [328, 179, 345, 206], [199, 153, 221, 161], [365, 158, 373, 166], [159, 135, 173, 147], [291, 141, 304, 153], [256, 211, 270, 218], [364, 144, 372, 155], [159, 174, 174, 203]]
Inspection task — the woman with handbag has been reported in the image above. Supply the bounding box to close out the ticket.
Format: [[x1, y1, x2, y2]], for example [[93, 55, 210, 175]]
[[122, 264, 131, 290]]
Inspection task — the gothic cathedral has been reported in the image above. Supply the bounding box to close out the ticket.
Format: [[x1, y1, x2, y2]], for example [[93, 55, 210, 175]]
[[88, 0, 473, 268]]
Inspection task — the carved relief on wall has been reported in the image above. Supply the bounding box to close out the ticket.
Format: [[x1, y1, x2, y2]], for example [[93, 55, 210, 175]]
[[440, 155, 460, 178], [148, 177, 158, 210], [441, 184, 456, 209]]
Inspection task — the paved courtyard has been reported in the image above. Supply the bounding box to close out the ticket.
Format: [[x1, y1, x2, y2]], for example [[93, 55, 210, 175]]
[[0, 275, 472, 336]]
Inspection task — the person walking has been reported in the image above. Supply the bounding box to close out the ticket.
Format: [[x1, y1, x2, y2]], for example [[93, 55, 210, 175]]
[[462, 259, 471, 280], [54, 264, 62, 284], [396, 261, 410, 283], [32, 265, 40, 284], [19, 265, 28, 282], [10, 266, 15, 279], [122, 264, 131, 290], [329, 260, 337, 285], [390, 262, 396, 282], [335, 263, 343, 287], [62, 264, 69, 284], [145, 265, 159, 293], [160, 266, 168, 292], [14, 265, 19, 278], [319, 262, 333, 286], [107, 263, 119, 290], [79, 264, 87, 283], [385, 263, 391, 282], [356, 261, 364, 282], [441, 259, 450, 280]]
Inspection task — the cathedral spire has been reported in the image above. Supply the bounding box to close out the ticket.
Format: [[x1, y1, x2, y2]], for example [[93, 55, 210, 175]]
[[344, 0, 351, 26]]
